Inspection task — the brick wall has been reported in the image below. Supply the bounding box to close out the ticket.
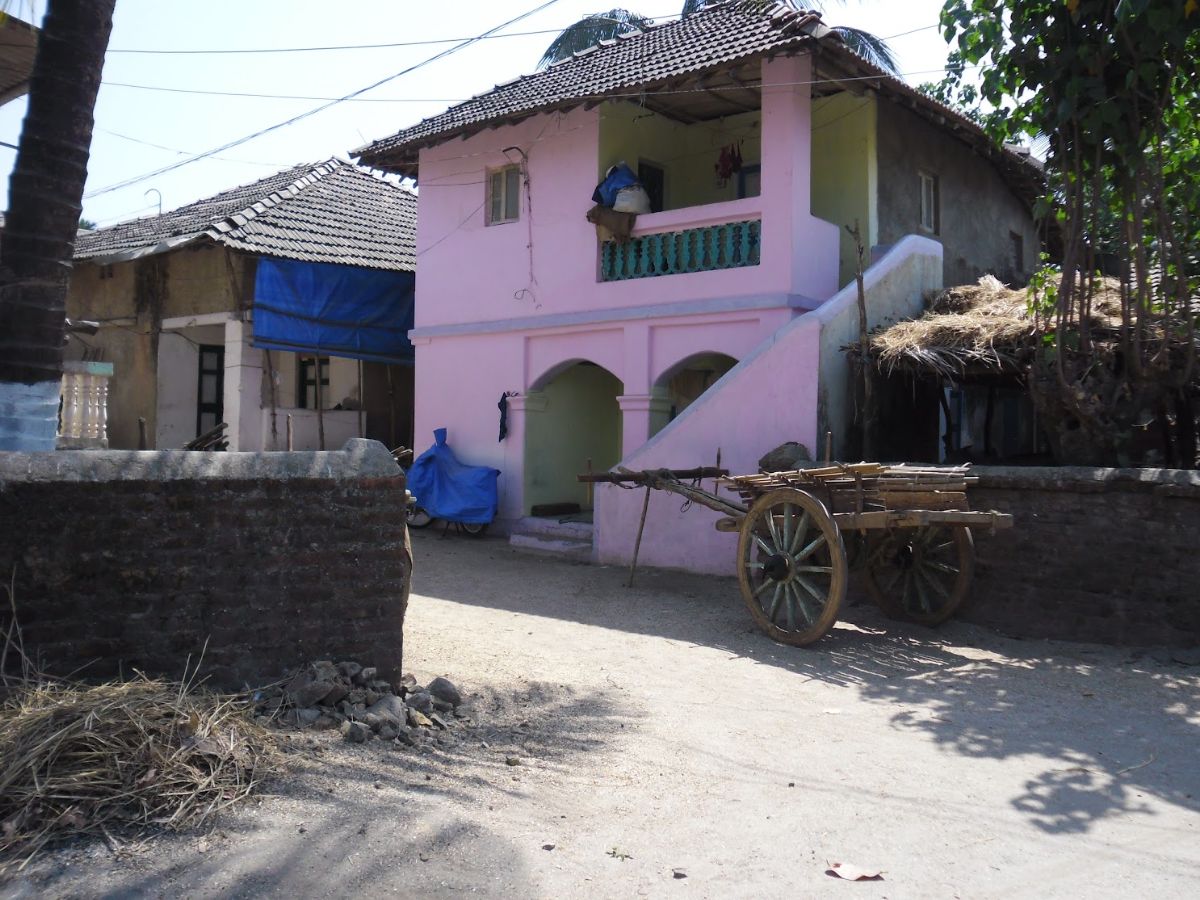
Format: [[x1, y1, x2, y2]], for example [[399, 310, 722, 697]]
[[0, 440, 410, 688], [964, 466, 1200, 646]]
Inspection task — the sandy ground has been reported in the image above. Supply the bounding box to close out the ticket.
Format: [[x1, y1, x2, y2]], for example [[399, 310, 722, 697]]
[[4, 531, 1199, 899]]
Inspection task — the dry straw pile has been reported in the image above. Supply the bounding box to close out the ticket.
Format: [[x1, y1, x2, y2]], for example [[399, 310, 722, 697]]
[[0, 673, 275, 872], [867, 274, 1126, 377]]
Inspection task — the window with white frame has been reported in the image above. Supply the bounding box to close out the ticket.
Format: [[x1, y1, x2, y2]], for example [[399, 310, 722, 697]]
[[919, 171, 940, 234], [487, 165, 521, 225]]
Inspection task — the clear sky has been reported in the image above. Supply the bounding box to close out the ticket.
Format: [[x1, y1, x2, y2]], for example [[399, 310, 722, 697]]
[[0, 0, 955, 227]]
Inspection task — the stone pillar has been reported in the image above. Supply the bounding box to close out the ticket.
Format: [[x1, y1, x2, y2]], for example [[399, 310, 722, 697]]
[[500, 391, 547, 520], [617, 393, 672, 459], [223, 318, 265, 451]]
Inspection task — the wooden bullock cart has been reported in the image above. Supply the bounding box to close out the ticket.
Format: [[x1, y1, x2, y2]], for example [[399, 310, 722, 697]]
[[580, 463, 1013, 646]]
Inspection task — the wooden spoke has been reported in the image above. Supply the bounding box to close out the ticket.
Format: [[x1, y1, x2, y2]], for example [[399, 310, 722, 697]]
[[736, 489, 846, 647], [864, 526, 975, 626]]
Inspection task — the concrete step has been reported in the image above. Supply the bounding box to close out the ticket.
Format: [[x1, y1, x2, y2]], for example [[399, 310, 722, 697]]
[[511, 515, 594, 541], [509, 532, 593, 562]]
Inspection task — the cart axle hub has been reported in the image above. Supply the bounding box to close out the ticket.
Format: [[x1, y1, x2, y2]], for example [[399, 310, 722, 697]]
[[763, 553, 792, 582]]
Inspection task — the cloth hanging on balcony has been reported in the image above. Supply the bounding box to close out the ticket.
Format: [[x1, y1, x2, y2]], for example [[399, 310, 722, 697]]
[[251, 257, 415, 364]]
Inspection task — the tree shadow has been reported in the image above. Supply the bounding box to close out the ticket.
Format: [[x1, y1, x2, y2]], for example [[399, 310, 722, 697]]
[[411, 533, 1200, 837]]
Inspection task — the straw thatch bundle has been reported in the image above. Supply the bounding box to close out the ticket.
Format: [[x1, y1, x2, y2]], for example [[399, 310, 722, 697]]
[[866, 275, 1127, 378], [0, 674, 275, 871]]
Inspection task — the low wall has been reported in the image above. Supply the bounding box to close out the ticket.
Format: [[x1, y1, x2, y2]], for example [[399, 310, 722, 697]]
[[0, 439, 411, 688], [965, 466, 1200, 646]]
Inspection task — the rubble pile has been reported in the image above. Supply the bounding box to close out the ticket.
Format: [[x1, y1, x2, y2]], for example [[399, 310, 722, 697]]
[[255, 661, 465, 746]]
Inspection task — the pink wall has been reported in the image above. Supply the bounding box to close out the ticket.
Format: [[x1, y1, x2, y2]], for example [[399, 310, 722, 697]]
[[408, 54, 842, 524], [593, 237, 946, 574]]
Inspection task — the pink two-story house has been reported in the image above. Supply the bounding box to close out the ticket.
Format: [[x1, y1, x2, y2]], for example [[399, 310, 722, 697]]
[[356, 2, 1040, 573]]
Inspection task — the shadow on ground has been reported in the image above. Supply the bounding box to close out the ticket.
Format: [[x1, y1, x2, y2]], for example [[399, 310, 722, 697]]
[[413, 532, 1200, 837], [8, 681, 631, 899]]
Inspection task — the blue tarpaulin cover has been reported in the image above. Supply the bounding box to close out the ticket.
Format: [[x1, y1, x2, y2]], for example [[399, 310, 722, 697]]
[[407, 429, 500, 525], [252, 257, 415, 364]]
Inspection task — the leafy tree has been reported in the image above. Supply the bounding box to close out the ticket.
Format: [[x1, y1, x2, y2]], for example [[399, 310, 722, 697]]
[[941, 0, 1200, 466], [541, 1, 898, 74], [0, 0, 117, 451]]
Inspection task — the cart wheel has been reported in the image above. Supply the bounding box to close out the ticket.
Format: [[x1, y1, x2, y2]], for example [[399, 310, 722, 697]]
[[459, 522, 488, 537], [736, 489, 847, 647], [406, 505, 433, 529], [864, 525, 974, 626]]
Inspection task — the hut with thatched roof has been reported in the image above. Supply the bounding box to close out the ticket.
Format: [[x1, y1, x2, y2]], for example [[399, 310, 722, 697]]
[[856, 274, 1199, 466]]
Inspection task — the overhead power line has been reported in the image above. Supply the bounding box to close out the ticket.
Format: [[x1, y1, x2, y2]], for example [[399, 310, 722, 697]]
[[83, 0, 568, 199]]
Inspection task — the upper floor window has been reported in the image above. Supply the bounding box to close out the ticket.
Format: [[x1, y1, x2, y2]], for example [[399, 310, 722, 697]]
[[919, 171, 940, 234], [487, 165, 521, 225]]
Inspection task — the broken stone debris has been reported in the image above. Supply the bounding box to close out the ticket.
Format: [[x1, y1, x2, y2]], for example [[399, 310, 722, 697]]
[[255, 661, 464, 746]]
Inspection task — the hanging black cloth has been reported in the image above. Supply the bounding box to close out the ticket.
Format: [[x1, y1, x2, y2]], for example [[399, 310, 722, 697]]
[[498, 392, 511, 441]]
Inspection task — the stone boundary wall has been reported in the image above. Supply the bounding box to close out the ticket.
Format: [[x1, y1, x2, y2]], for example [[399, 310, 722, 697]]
[[0, 439, 411, 689], [965, 466, 1200, 646]]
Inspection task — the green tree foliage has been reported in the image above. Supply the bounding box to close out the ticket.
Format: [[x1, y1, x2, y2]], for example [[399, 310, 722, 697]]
[[941, 0, 1200, 466]]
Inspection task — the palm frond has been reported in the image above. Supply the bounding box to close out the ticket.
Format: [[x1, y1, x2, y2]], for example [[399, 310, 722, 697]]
[[538, 9, 653, 68], [832, 25, 899, 75]]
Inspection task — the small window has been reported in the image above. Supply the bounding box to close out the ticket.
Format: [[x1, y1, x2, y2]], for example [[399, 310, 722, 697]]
[[919, 171, 940, 234], [1010, 231, 1024, 273], [298, 356, 330, 410], [638, 160, 665, 213], [487, 165, 521, 225]]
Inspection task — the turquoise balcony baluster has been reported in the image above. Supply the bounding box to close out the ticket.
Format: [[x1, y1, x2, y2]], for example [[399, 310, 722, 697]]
[[598, 219, 761, 281]]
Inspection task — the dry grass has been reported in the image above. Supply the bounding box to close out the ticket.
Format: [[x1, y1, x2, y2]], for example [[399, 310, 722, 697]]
[[867, 275, 1126, 377], [0, 672, 276, 873]]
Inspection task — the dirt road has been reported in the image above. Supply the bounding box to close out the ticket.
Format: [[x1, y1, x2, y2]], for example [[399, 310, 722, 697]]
[[9, 532, 1200, 898]]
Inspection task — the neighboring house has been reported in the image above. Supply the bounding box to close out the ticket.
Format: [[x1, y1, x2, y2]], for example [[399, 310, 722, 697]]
[[0, 15, 38, 106], [354, 1, 1042, 572], [68, 159, 417, 451]]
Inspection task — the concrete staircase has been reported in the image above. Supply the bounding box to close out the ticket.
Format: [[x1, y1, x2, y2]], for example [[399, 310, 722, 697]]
[[508, 516, 594, 562]]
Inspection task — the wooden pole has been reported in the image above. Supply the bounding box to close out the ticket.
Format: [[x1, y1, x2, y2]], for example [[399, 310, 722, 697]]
[[286, 414, 294, 451], [137, 416, 147, 450], [628, 485, 651, 588], [357, 359, 364, 439], [824, 431, 832, 465], [314, 355, 326, 451], [264, 349, 279, 450], [386, 365, 396, 450], [846, 219, 873, 460]]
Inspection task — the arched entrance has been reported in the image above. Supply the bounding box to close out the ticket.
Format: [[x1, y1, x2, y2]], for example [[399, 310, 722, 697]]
[[650, 352, 738, 438], [524, 360, 623, 515]]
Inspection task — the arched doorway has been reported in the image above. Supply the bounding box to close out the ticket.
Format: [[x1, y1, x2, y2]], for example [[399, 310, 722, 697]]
[[524, 361, 623, 515], [650, 352, 738, 438]]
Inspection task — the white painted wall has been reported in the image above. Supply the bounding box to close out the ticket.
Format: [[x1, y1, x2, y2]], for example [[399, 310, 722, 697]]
[[156, 324, 225, 449]]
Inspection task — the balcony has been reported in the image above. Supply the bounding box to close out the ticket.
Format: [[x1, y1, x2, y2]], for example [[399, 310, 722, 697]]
[[598, 198, 763, 283]]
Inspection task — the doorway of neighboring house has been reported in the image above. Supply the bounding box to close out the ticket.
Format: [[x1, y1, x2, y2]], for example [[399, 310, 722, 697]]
[[650, 352, 738, 438], [524, 360, 623, 516], [195, 344, 225, 437]]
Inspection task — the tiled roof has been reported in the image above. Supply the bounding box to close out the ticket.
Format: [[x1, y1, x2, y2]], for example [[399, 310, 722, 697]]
[[355, 1, 829, 165], [75, 159, 417, 272]]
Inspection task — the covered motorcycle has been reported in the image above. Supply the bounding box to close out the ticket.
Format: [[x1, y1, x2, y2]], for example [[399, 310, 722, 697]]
[[406, 428, 499, 527]]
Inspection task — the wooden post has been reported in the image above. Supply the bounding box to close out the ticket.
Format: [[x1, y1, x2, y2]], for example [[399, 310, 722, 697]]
[[628, 486, 651, 588], [845, 220, 874, 460], [824, 431, 832, 465], [314, 355, 326, 451], [137, 416, 147, 450], [357, 359, 365, 439], [386, 365, 396, 450], [264, 349, 279, 450], [286, 414, 294, 451]]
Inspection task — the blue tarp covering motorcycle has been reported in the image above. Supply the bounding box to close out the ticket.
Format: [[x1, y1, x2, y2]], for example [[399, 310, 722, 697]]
[[405, 429, 499, 535]]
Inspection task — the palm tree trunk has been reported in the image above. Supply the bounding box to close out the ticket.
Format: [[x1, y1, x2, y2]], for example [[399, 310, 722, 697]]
[[0, 0, 117, 451]]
